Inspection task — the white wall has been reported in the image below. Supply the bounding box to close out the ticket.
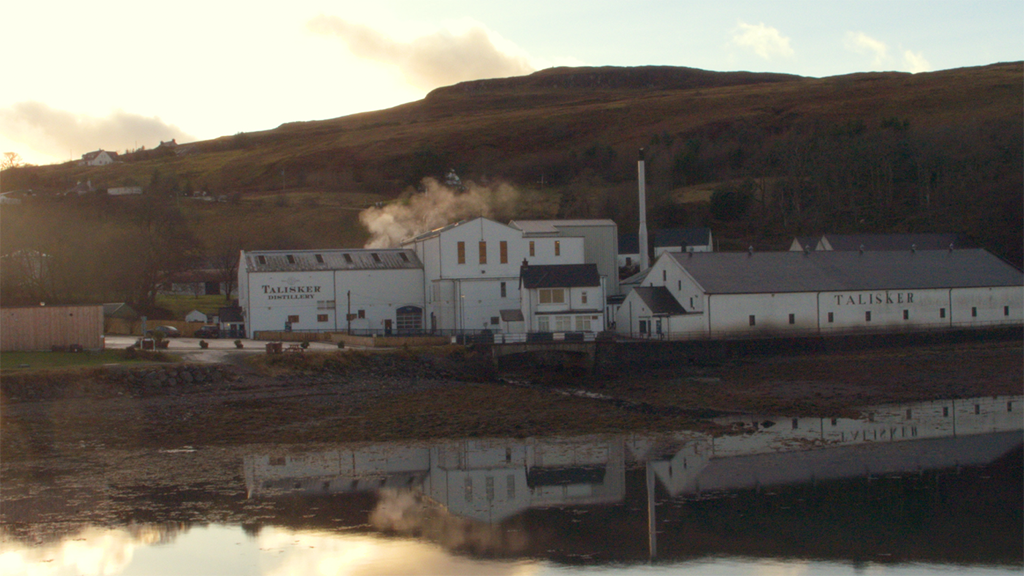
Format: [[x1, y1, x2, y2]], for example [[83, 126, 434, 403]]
[[951, 286, 1023, 327]]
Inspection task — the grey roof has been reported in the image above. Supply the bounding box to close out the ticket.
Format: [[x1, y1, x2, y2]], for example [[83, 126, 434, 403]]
[[653, 228, 711, 248], [243, 249, 422, 273], [500, 309, 525, 322], [510, 219, 617, 235], [819, 233, 971, 251], [668, 249, 1022, 294], [521, 264, 601, 289], [634, 287, 687, 315]]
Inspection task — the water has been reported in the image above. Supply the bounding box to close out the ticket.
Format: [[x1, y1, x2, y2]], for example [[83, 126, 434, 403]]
[[2, 395, 1021, 575]]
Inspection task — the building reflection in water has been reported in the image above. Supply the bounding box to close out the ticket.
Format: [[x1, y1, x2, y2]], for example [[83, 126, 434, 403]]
[[244, 395, 1023, 547]]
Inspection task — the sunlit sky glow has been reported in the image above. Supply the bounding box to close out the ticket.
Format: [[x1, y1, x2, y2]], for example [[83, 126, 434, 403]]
[[2, 0, 1021, 166]]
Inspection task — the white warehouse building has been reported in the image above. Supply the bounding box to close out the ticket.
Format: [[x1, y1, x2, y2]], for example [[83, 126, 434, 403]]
[[239, 248, 425, 338], [617, 248, 1023, 339]]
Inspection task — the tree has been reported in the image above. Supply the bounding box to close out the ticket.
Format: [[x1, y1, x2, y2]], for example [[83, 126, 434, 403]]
[[1, 152, 23, 170]]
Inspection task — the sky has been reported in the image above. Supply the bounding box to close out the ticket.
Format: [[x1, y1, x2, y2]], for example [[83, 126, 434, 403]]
[[2, 0, 1021, 167]]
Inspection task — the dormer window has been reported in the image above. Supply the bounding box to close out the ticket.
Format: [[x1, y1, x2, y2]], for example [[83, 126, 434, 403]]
[[286, 255, 296, 264], [372, 253, 382, 263], [257, 255, 267, 265], [399, 252, 409, 262], [343, 254, 353, 264], [315, 254, 325, 264]]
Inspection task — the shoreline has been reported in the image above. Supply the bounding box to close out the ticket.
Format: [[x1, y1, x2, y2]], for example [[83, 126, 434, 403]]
[[1, 339, 1021, 458]]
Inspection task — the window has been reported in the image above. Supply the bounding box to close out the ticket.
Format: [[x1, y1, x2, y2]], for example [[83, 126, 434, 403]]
[[678, 280, 681, 291], [317, 314, 328, 322], [827, 312, 834, 323], [975, 404, 980, 415], [357, 310, 365, 319], [538, 316, 549, 331], [490, 316, 499, 325], [865, 311, 872, 322], [903, 310, 909, 320], [500, 241, 508, 264], [943, 406, 949, 417], [581, 291, 588, 304], [539, 289, 565, 304], [500, 282, 507, 298], [507, 475, 516, 499], [399, 252, 409, 262], [788, 313, 795, 325], [457, 241, 466, 264], [287, 315, 299, 323], [576, 316, 592, 331], [371, 253, 381, 263], [972, 307, 977, 317], [554, 316, 572, 331], [662, 270, 667, 282], [554, 240, 560, 256], [315, 254, 324, 264], [479, 241, 487, 264], [749, 315, 756, 326], [529, 241, 535, 257], [287, 255, 295, 264], [940, 308, 946, 318], [257, 255, 267, 265], [343, 254, 353, 264], [1005, 306, 1011, 316]]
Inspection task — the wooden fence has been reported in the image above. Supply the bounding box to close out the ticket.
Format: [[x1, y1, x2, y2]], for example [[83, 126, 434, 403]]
[[1, 305, 104, 351]]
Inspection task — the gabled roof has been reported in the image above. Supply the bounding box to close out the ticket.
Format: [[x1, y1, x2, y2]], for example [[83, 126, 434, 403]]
[[654, 228, 712, 248], [667, 249, 1022, 294], [818, 233, 972, 251], [618, 233, 639, 254], [521, 264, 601, 289], [243, 249, 422, 272], [510, 219, 616, 235], [633, 286, 687, 315]]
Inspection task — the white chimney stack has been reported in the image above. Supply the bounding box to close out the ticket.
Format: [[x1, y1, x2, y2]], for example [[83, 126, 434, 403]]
[[638, 148, 649, 271]]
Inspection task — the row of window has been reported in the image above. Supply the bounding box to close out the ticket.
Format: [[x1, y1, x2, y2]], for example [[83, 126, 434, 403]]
[[256, 252, 407, 266], [455, 240, 560, 265], [537, 315, 598, 332], [748, 306, 1013, 326], [286, 310, 364, 325]]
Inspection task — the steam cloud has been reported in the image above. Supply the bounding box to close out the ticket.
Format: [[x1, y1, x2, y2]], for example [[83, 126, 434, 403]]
[[307, 16, 535, 90], [369, 488, 527, 554], [0, 101, 192, 160], [732, 22, 794, 60], [359, 178, 521, 248]]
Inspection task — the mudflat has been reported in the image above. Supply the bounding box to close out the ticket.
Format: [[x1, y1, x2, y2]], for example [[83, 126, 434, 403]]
[[1, 340, 1020, 458]]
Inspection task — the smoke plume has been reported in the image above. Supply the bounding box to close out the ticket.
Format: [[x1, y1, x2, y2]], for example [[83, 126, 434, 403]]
[[307, 16, 535, 90], [359, 178, 521, 248], [0, 101, 192, 160]]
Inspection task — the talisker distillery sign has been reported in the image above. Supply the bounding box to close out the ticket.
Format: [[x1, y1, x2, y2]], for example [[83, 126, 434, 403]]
[[261, 285, 322, 300]]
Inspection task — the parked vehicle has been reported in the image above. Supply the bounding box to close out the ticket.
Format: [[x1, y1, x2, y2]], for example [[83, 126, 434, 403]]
[[193, 325, 220, 338], [148, 325, 181, 338]]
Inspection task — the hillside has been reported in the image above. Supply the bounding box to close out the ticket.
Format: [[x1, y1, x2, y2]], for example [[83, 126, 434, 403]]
[[1, 63, 1021, 310]]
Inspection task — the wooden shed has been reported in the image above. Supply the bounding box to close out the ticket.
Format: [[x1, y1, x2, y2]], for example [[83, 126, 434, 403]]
[[1, 305, 105, 351]]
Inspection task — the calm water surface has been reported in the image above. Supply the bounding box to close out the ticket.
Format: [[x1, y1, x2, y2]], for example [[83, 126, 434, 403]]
[[2, 395, 1021, 575]]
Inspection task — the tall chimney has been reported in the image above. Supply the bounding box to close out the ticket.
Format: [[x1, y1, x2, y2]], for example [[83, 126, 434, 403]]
[[638, 148, 649, 270]]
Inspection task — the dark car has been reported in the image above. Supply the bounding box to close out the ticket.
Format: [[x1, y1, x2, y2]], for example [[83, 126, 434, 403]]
[[193, 325, 220, 338], [148, 325, 181, 338]]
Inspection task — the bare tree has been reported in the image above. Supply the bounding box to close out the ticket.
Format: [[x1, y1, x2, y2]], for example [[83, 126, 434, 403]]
[[1, 152, 23, 170]]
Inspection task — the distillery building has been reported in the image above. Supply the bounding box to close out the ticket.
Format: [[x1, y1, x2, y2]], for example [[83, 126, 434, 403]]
[[238, 248, 425, 338], [616, 247, 1023, 339]]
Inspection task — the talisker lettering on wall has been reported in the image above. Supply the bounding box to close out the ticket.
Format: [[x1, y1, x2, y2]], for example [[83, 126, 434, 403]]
[[262, 285, 322, 301], [834, 292, 914, 306]]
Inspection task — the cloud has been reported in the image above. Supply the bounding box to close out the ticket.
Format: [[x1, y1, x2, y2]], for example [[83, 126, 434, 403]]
[[0, 102, 193, 160], [845, 32, 888, 66], [307, 16, 535, 90], [903, 50, 931, 73], [732, 22, 794, 60]]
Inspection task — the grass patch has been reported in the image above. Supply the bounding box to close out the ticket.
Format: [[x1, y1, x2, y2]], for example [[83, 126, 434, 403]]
[[0, 349, 172, 372]]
